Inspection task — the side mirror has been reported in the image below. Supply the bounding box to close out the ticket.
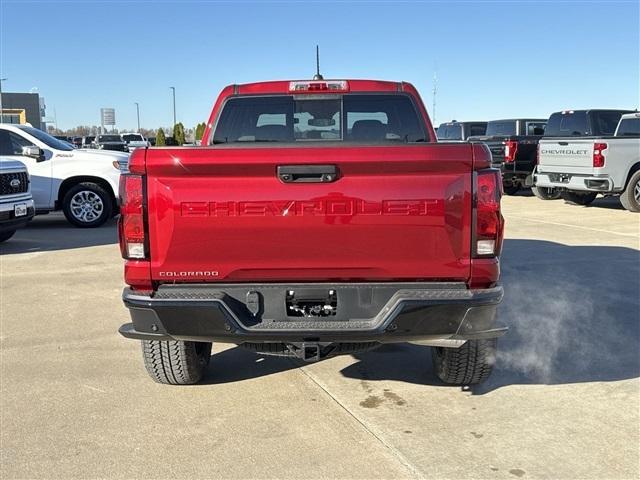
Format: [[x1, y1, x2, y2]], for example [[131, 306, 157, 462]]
[[22, 145, 45, 161]]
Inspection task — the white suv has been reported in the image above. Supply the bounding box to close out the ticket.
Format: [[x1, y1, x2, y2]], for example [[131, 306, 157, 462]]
[[0, 124, 129, 227]]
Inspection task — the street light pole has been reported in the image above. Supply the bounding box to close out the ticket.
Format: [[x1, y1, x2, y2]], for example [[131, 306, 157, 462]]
[[169, 87, 176, 127], [135, 102, 140, 131], [0, 78, 7, 123]]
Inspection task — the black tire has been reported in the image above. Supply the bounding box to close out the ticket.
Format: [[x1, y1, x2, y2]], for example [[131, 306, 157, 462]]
[[142, 340, 212, 385], [0, 230, 16, 243], [620, 170, 640, 212], [531, 186, 561, 200], [62, 182, 113, 228], [432, 339, 497, 385], [502, 182, 520, 196], [560, 190, 598, 206]]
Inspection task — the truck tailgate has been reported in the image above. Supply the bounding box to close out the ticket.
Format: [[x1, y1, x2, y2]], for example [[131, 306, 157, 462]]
[[539, 139, 595, 170], [144, 145, 473, 283]]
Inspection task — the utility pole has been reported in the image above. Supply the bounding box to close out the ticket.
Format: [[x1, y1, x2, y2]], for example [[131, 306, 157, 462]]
[[169, 87, 176, 127], [135, 102, 140, 131], [432, 71, 437, 126], [0, 78, 7, 123]]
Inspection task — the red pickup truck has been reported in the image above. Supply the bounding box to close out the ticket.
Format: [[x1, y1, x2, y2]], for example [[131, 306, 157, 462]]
[[118, 79, 506, 386]]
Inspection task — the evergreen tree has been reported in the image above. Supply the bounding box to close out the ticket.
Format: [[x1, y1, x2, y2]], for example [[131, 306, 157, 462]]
[[195, 122, 206, 141], [173, 122, 185, 146], [156, 128, 166, 146]]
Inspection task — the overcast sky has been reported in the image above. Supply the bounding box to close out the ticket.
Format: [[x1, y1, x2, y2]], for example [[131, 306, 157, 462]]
[[1, 0, 638, 131]]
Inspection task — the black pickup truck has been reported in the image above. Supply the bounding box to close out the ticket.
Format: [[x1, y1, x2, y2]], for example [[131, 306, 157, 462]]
[[437, 121, 487, 141], [469, 118, 547, 195]]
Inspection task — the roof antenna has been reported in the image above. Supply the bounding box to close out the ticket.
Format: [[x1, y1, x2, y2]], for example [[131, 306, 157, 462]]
[[313, 45, 324, 80]]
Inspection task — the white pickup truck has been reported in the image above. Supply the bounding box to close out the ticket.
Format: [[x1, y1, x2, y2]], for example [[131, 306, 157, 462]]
[[121, 133, 149, 151], [534, 110, 640, 211], [0, 124, 129, 226]]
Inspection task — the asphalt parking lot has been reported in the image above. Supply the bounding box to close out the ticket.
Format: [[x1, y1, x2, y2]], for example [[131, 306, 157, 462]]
[[1, 193, 638, 479]]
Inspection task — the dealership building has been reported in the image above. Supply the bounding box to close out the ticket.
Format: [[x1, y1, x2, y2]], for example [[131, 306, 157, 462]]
[[0, 92, 47, 130]]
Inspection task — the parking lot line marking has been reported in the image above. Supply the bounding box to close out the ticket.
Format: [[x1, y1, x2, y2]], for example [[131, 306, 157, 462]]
[[297, 366, 423, 479], [83, 384, 106, 393], [512, 217, 639, 238]]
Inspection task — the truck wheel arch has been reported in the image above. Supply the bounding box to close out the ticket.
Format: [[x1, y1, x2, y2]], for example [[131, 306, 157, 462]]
[[56, 176, 117, 211], [624, 162, 640, 189]]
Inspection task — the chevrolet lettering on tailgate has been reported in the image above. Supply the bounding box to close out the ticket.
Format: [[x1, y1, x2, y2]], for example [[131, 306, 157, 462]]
[[180, 199, 434, 217]]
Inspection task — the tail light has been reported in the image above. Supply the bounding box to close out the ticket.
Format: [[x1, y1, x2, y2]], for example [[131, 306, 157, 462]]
[[289, 80, 349, 92], [118, 174, 147, 259], [593, 142, 607, 168], [504, 140, 518, 163], [474, 170, 504, 257]]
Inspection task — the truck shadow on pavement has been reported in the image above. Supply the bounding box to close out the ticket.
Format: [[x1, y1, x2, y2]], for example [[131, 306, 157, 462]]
[[512, 189, 624, 210], [0, 213, 117, 255], [200, 347, 299, 384], [586, 196, 625, 210], [340, 239, 640, 394]]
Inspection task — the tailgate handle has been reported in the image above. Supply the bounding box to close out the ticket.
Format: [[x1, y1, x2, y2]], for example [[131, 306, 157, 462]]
[[558, 141, 569, 145], [278, 165, 338, 183]]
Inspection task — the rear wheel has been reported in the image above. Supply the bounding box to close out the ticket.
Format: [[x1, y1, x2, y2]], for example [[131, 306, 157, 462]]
[[141, 340, 212, 385], [531, 186, 561, 200], [560, 191, 598, 206], [620, 170, 640, 212], [0, 230, 16, 243], [432, 339, 497, 385]]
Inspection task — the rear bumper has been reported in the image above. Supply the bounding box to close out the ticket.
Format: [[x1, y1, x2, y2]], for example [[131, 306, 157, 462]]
[[534, 169, 617, 193], [119, 282, 506, 345], [491, 161, 534, 183]]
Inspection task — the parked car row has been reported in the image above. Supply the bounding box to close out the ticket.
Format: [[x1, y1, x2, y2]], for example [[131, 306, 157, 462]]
[[0, 124, 127, 233], [54, 133, 150, 152], [3, 103, 636, 246], [438, 109, 639, 211]]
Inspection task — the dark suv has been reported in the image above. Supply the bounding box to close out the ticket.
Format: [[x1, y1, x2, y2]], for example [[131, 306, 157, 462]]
[[95, 134, 128, 152]]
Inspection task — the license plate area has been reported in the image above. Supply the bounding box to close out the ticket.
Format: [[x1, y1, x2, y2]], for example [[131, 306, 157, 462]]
[[14, 203, 27, 217], [549, 173, 571, 183], [286, 289, 337, 318]]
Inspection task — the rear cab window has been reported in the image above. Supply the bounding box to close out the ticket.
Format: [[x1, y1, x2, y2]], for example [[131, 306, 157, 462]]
[[591, 111, 627, 136], [616, 117, 640, 136], [486, 121, 517, 136], [544, 111, 590, 137], [468, 123, 487, 137], [436, 123, 463, 141], [545, 110, 629, 137], [211, 94, 426, 144], [525, 122, 546, 135], [122, 134, 144, 142]]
